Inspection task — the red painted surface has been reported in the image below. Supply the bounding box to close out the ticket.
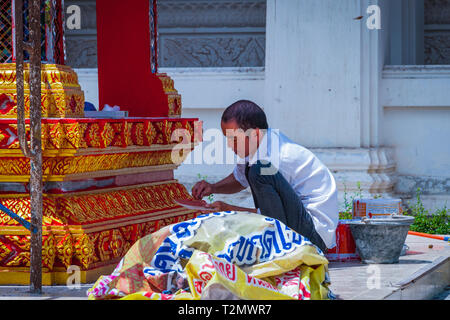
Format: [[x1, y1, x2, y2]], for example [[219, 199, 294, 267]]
[[326, 221, 360, 262], [96, 0, 168, 117], [115, 170, 174, 187]]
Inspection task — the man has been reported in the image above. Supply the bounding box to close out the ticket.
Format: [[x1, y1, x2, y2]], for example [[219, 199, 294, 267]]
[[192, 100, 338, 252]]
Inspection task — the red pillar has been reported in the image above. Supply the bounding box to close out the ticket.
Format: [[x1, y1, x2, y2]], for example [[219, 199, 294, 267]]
[[96, 0, 168, 117]]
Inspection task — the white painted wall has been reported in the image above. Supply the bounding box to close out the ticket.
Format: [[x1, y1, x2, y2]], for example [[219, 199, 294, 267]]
[[382, 66, 450, 108], [381, 65, 450, 208], [75, 69, 100, 109], [381, 66, 450, 177], [383, 107, 450, 176], [264, 0, 363, 148]]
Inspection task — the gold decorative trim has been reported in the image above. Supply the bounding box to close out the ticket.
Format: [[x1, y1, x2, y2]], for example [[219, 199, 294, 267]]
[[0, 150, 188, 181], [0, 118, 200, 152], [0, 63, 85, 118]]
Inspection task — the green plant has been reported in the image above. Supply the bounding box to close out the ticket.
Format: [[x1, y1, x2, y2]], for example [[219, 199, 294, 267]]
[[406, 188, 449, 235], [342, 183, 351, 217], [197, 173, 214, 203], [340, 181, 363, 219], [339, 211, 353, 220]]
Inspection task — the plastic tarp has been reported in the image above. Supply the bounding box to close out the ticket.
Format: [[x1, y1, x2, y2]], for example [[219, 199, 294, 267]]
[[87, 211, 334, 300]]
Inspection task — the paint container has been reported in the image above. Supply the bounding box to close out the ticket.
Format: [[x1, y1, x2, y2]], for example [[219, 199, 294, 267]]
[[326, 220, 360, 262], [352, 198, 403, 219]]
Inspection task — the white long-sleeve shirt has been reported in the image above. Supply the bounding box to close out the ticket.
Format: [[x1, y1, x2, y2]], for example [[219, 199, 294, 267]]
[[232, 128, 339, 249]]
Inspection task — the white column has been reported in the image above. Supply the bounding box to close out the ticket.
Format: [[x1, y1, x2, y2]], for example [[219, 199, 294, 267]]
[[264, 0, 395, 203]]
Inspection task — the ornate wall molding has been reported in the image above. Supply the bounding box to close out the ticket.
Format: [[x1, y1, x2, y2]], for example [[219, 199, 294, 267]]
[[158, 0, 266, 28], [311, 147, 397, 200], [383, 64, 450, 78]]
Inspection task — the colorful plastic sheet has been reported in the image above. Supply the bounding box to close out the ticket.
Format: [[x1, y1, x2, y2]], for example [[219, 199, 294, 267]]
[[87, 211, 334, 300]]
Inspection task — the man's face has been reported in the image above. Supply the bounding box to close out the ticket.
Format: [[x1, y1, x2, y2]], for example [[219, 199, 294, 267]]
[[221, 120, 259, 159]]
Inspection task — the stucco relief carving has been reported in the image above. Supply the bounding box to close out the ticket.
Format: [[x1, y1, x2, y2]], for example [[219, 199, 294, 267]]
[[425, 0, 450, 24], [65, 37, 98, 68], [425, 33, 450, 64], [160, 35, 265, 67]]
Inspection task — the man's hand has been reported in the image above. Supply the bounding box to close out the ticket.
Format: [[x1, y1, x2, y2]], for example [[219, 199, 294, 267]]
[[203, 201, 234, 212], [192, 180, 215, 200]]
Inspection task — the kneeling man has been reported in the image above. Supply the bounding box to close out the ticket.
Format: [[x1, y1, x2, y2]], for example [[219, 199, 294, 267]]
[[192, 100, 338, 252]]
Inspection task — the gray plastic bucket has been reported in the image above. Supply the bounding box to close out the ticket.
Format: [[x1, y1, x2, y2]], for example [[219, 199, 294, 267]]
[[347, 215, 415, 264]]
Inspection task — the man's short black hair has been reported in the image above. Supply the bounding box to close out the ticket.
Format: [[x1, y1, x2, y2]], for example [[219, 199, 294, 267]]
[[221, 100, 268, 130]]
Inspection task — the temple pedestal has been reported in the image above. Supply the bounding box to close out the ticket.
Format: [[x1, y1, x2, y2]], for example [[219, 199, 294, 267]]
[[0, 63, 202, 285]]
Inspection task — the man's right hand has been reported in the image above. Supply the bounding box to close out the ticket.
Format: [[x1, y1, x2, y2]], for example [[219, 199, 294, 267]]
[[192, 180, 215, 200]]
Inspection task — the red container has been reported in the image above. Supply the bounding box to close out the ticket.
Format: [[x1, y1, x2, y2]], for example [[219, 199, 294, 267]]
[[325, 220, 360, 262]]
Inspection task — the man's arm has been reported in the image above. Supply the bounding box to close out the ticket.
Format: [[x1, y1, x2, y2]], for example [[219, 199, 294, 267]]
[[204, 201, 258, 213], [192, 172, 246, 199], [212, 172, 247, 194]]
